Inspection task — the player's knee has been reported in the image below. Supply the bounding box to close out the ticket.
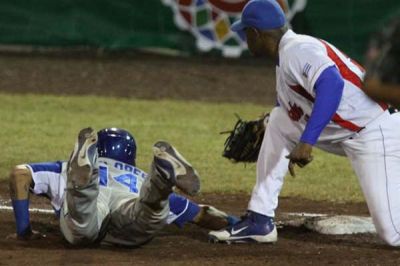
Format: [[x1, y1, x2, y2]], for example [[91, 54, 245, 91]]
[[9, 165, 32, 199], [60, 222, 99, 246]]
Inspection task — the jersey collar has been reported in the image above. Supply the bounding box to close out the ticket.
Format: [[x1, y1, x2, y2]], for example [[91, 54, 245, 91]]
[[278, 29, 297, 52]]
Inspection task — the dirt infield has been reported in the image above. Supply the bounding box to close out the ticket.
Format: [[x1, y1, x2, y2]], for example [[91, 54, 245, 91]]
[[1, 184, 399, 266], [1, 52, 400, 265]]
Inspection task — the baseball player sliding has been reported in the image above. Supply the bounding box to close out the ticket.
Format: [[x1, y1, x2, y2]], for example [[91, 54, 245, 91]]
[[209, 0, 400, 246], [9, 127, 237, 245]]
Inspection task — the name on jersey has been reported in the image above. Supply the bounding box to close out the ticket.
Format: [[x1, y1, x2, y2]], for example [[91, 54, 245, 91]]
[[114, 162, 147, 179]]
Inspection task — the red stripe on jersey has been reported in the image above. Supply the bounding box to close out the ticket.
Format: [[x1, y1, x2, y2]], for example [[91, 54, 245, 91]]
[[320, 40, 388, 111], [333, 48, 365, 73], [289, 85, 314, 102], [289, 84, 363, 132], [320, 41, 363, 88], [331, 114, 364, 132], [378, 102, 389, 110]]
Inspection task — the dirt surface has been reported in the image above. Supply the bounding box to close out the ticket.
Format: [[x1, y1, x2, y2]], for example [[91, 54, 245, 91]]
[[0, 51, 276, 105], [0, 52, 399, 265]]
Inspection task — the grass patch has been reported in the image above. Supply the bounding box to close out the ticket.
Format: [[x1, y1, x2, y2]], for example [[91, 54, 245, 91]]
[[0, 93, 363, 202]]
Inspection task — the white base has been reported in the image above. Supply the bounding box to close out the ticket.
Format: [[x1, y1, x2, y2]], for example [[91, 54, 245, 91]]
[[279, 212, 376, 235]]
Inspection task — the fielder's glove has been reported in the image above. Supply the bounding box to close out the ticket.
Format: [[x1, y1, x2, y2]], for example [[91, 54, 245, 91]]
[[221, 113, 269, 163]]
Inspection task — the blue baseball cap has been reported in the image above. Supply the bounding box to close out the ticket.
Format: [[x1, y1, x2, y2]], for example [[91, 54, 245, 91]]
[[231, 0, 286, 32]]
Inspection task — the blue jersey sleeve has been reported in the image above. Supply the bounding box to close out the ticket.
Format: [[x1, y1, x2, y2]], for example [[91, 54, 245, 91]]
[[300, 66, 344, 145]]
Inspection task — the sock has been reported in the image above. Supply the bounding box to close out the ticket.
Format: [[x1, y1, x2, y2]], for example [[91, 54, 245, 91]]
[[169, 193, 200, 228], [249, 210, 273, 224], [11, 199, 31, 236]]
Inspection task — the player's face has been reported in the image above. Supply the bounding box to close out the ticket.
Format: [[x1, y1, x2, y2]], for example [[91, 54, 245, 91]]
[[245, 28, 276, 58], [245, 27, 264, 56]]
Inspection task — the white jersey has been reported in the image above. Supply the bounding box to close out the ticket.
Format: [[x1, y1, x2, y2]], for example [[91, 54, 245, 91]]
[[248, 30, 400, 247], [27, 158, 147, 212], [276, 30, 388, 143], [27, 157, 196, 237], [96, 157, 147, 195]]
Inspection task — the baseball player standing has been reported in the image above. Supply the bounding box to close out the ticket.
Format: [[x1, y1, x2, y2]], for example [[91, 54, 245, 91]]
[[210, 0, 400, 246]]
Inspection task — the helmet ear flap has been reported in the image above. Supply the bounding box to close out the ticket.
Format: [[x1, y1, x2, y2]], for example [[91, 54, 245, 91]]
[[97, 128, 137, 166]]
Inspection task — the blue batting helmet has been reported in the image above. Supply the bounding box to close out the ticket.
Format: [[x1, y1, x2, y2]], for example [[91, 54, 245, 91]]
[[97, 128, 137, 166]]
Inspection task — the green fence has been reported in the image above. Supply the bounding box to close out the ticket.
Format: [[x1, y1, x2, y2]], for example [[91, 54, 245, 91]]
[[0, 0, 398, 61], [0, 1, 189, 49], [290, 0, 400, 62]]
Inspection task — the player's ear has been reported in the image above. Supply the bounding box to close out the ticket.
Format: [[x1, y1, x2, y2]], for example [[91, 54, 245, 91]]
[[246, 27, 260, 38], [245, 27, 261, 44]]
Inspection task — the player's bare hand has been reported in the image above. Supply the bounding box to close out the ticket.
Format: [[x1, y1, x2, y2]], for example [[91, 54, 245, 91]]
[[6, 230, 46, 241], [286, 142, 314, 177]]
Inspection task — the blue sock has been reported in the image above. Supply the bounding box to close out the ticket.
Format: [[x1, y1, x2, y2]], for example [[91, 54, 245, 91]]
[[11, 199, 31, 236], [169, 193, 200, 228], [227, 215, 241, 226], [249, 210, 273, 224]]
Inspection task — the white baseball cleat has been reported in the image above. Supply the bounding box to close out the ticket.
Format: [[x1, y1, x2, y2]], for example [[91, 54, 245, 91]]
[[67, 127, 98, 188], [152, 141, 200, 196]]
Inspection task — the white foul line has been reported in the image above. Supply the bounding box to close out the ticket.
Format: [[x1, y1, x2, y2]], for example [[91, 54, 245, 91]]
[[0, 204, 54, 214], [0, 202, 328, 217]]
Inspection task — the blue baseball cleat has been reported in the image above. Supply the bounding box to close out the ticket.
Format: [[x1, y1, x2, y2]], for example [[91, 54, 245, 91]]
[[153, 141, 200, 196], [208, 211, 277, 244]]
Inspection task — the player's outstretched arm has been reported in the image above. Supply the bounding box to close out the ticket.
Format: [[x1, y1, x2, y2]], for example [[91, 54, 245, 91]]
[[192, 205, 239, 230], [168, 193, 239, 230], [8, 165, 44, 240]]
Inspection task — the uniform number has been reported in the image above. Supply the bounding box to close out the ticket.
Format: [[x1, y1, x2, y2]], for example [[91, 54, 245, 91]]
[[114, 174, 138, 193]]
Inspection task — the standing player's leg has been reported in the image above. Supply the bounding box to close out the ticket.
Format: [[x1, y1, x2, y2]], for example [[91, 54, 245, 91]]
[[104, 141, 200, 247], [342, 112, 400, 246], [59, 127, 101, 245], [248, 107, 300, 217], [209, 106, 301, 243]]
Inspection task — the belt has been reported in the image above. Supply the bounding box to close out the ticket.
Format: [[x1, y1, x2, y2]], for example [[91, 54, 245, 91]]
[[361, 110, 391, 131]]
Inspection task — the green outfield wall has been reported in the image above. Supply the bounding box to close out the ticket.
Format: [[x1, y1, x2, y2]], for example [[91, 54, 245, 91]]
[[0, 0, 398, 61]]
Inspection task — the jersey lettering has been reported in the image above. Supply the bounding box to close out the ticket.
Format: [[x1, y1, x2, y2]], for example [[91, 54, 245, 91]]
[[114, 174, 138, 193], [114, 162, 124, 171], [114, 162, 147, 179], [99, 165, 108, 186]]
